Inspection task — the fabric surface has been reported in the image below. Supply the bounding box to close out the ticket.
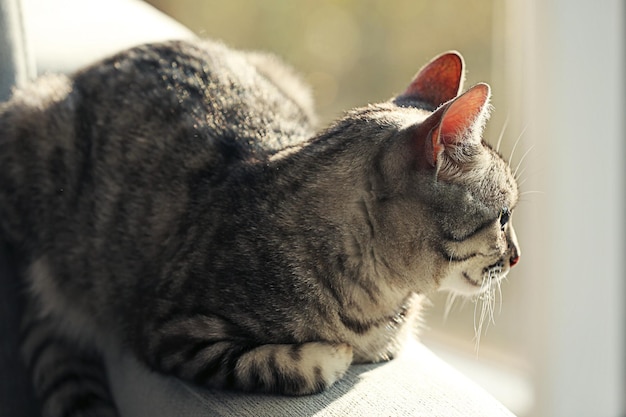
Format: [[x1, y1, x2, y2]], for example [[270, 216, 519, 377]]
[[106, 339, 516, 417], [21, 0, 195, 75], [0, 0, 35, 101]]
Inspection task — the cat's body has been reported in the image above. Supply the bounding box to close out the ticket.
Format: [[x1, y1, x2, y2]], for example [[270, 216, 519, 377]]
[[0, 39, 519, 416]]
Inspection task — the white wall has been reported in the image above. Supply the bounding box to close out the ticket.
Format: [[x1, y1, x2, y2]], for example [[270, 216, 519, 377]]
[[508, 0, 625, 416]]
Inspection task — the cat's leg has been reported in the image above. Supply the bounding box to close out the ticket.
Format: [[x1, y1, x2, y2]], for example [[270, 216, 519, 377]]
[[145, 320, 353, 395], [233, 341, 354, 395], [20, 299, 119, 417]]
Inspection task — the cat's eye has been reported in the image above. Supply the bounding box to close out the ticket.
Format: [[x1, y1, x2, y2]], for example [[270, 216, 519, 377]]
[[499, 207, 510, 230]]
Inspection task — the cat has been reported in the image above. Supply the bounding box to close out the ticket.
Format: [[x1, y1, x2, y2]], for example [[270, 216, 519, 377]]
[[0, 39, 520, 417]]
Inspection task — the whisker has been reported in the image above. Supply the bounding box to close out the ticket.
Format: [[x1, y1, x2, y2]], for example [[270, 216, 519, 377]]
[[447, 249, 457, 267], [517, 178, 530, 189], [519, 190, 545, 197], [483, 279, 494, 327], [472, 268, 506, 353], [480, 292, 489, 333], [474, 279, 489, 351], [516, 166, 544, 190], [488, 285, 493, 310], [508, 125, 528, 167], [497, 278, 503, 315], [443, 293, 458, 322], [515, 166, 529, 184], [495, 114, 509, 153], [513, 145, 535, 179], [473, 293, 481, 350]]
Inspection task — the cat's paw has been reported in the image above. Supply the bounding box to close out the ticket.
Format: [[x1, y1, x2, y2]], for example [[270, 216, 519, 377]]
[[235, 341, 353, 395], [298, 342, 353, 393]]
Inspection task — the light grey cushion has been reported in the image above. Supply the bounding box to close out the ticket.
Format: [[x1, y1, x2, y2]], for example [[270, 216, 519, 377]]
[[21, 0, 195, 75], [106, 339, 515, 417]]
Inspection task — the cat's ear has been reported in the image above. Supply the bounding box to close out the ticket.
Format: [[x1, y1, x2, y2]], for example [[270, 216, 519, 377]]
[[400, 51, 465, 109], [424, 83, 491, 167]]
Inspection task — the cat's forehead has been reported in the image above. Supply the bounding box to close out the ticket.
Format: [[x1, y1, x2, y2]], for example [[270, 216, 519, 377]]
[[481, 145, 519, 209]]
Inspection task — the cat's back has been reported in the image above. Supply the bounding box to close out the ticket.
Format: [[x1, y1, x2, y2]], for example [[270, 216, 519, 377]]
[[71, 39, 315, 157], [0, 39, 316, 249], [0, 40, 316, 172]]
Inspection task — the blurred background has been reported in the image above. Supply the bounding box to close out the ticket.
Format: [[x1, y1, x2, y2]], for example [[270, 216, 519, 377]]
[[144, 0, 505, 130]]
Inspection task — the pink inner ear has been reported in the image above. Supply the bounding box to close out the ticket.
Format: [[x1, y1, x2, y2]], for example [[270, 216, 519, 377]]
[[425, 83, 490, 165], [403, 52, 464, 108], [438, 83, 490, 145]]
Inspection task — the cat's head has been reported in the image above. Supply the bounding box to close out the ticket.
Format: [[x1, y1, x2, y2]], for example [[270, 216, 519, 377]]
[[403, 52, 519, 297], [334, 52, 520, 298]]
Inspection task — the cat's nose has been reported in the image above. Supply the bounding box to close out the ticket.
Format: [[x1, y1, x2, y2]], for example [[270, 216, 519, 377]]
[[510, 253, 520, 267]]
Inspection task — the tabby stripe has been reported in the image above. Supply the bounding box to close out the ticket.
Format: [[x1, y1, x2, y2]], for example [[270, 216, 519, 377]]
[[243, 360, 265, 391], [224, 344, 257, 389], [24, 336, 63, 376], [239, 343, 331, 395], [364, 247, 384, 299], [443, 219, 495, 243], [152, 333, 205, 364], [191, 342, 233, 384], [157, 337, 240, 373], [192, 342, 256, 386], [25, 337, 102, 380], [39, 371, 108, 406], [154, 310, 246, 336], [313, 366, 326, 393], [340, 307, 409, 336], [57, 392, 112, 417], [288, 344, 302, 362], [338, 311, 373, 335], [437, 246, 477, 263], [355, 277, 380, 304], [271, 364, 307, 395], [236, 348, 283, 392], [150, 313, 252, 363], [338, 250, 381, 305], [359, 199, 375, 239], [316, 266, 345, 307]]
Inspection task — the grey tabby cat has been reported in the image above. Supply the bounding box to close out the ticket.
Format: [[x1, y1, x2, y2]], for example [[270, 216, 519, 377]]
[[0, 39, 520, 417]]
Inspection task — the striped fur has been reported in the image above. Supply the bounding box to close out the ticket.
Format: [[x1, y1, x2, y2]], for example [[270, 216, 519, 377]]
[[20, 299, 118, 417], [0, 41, 519, 414]]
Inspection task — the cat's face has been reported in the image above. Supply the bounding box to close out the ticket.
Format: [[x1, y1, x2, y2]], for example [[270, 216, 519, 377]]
[[404, 52, 520, 297], [358, 52, 520, 297], [432, 143, 521, 296]]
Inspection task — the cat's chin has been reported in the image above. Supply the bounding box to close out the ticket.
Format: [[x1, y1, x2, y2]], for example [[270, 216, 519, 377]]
[[438, 269, 508, 297]]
